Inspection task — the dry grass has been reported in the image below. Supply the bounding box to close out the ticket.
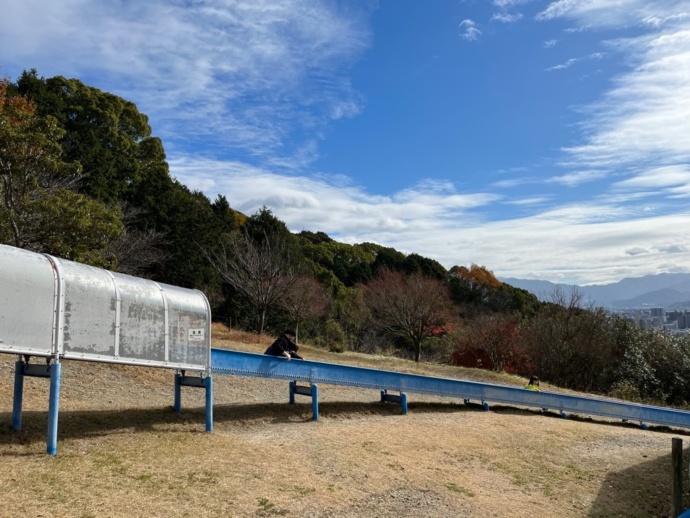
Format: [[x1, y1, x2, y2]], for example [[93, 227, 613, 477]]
[[1, 324, 689, 517]]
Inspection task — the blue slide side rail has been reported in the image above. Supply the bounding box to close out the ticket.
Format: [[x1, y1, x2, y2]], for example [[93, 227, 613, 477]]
[[211, 348, 690, 429]]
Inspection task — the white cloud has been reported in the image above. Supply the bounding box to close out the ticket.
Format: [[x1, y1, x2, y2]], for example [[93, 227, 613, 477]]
[[613, 164, 690, 189], [545, 57, 580, 71], [0, 0, 371, 162], [491, 12, 524, 23], [544, 39, 558, 48], [545, 51, 606, 71], [612, 164, 690, 198], [537, 0, 690, 27], [547, 170, 607, 186], [459, 19, 482, 41], [505, 196, 551, 206], [491, 176, 540, 188], [543, 17, 690, 171], [492, 0, 532, 7]]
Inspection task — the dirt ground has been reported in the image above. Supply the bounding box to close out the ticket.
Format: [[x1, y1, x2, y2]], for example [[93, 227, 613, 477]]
[[1, 326, 689, 517]]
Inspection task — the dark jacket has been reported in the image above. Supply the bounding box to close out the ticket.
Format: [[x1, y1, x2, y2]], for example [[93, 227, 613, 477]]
[[264, 335, 299, 357]]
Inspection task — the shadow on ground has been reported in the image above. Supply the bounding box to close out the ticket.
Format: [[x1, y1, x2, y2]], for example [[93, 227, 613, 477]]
[[0, 399, 470, 451], [2, 399, 689, 455], [588, 446, 690, 518]]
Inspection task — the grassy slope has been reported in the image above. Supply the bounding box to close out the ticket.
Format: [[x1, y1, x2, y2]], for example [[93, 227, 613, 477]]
[[0, 324, 688, 517]]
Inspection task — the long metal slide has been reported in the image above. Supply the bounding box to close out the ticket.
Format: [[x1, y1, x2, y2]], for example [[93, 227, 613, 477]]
[[211, 348, 690, 429], [4, 240, 690, 456]]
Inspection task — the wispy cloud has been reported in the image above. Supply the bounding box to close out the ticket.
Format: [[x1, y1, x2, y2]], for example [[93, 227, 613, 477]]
[[547, 170, 608, 186], [545, 57, 580, 71], [544, 39, 558, 48], [491, 12, 523, 23], [538, 2, 690, 172], [490, 0, 528, 24], [0, 0, 372, 165], [612, 165, 690, 198], [505, 196, 551, 206], [545, 51, 606, 71], [563, 29, 690, 168], [459, 19, 482, 41], [538, 0, 690, 28], [492, 0, 532, 7]]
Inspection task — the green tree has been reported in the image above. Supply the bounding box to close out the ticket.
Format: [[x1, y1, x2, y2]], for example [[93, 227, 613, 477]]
[[0, 78, 123, 264], [16, 70, 165, 205], [403, 253, 447, 280], [15, 70, 191, 278]]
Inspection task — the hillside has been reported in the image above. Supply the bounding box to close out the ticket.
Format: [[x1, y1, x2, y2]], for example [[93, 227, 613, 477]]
[[0, 325, 688, 517]]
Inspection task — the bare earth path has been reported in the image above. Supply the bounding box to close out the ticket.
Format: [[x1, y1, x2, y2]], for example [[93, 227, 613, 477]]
[[0, 326, 687, 517]]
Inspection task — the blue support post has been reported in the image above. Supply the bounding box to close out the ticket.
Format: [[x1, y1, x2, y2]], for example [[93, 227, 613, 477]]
[[401, 392, 408, 415], [174, 372, 182, 414], [46, 362, 61, 456], [482, 401, 490, 411], [289, 382, 319, 420], [205, 375, 213, 432], [289, 380, 296, 404], [12, 360, 25, 431], [311, 383, 319, 421]]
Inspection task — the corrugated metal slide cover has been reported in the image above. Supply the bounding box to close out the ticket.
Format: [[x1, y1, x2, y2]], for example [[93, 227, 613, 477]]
[[0, 245, 55, 356], [0, 244, 210, 371]]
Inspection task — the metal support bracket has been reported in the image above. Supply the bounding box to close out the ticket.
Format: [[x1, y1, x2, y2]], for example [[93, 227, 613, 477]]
[[380, 389, 408, 414], [289, 381, 319, 420], [23, 364, 52, 378]]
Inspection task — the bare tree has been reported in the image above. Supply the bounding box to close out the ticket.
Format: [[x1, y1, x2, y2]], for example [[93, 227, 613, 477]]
[[364, 269, 453, 362], [453, 313, 521, 371], [279, 275, 330, 342], [524, 286, 613, 390], [103, 205, 168, 276], [205, 230, 300, 334]]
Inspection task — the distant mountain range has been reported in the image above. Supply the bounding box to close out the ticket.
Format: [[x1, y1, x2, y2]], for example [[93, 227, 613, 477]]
[[499, 273, 690, 309]]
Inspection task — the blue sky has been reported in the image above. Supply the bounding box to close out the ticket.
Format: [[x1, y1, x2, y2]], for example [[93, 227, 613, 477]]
[[3, 0, 690, 286]]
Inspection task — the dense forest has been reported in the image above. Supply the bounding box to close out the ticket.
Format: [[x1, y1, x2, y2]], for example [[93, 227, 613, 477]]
[[3, 70, 690, 408]]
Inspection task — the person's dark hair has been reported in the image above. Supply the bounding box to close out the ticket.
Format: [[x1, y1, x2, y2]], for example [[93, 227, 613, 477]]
[[284, 329, 296, 337], [529, 375, 539, 385]]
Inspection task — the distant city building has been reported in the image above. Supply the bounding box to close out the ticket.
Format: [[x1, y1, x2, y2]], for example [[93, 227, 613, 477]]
[[613, 307, 690, 334]]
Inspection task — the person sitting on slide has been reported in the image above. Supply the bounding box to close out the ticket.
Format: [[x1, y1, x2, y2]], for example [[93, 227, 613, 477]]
[[525, 375, 540, 391], [264, 329, 303, 360]]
